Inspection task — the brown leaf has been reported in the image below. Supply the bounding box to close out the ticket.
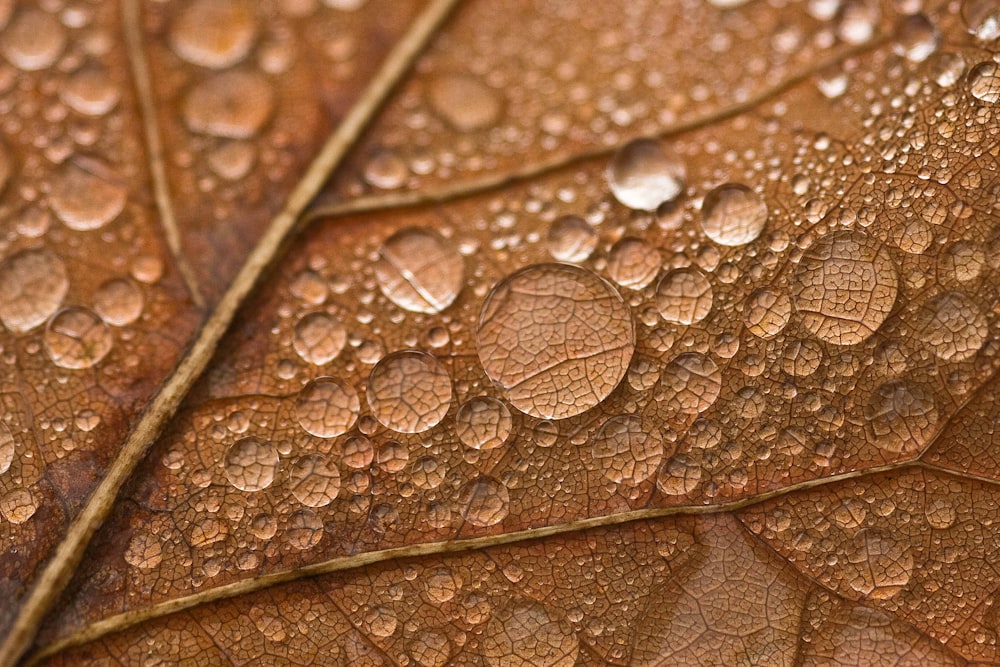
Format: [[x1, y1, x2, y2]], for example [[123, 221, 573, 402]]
[[1, 0, 999, 665]]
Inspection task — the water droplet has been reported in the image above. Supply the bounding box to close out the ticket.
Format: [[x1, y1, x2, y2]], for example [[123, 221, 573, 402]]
[[835, 0, 879, 44], [183, 70, 274, 138], [367, 350, 452, 433], [62, 65, 120, 116], [846, 529, 913, 599], [49, 162, 127, 231], [0, 248, 67, 332], [363, 148, 408, 189], [606, 237, 661, 289], [938, 241, 985, 283], [546, 215, 596, 263], [865, 380, 937, 454], [591, 414, 662, 485], [0, 422, 14, 475], [292, 312, 347, 365], [925, 498, 956, 530], [455, 396, 512, 451], [295, 377, 359, 438], [483, 601, 579, 667], [931, 52, 966, 88], [0, 9, 65, 71], [700, 183, 767, 247], [44, 307, 113, 369], [169, 0, 258, 69], [655, 267, 713, 325], [423, 567, 461, 604], [743, 287, 792, 338], [963, 0, 1000, 39], [458, 475, 509, 527], [124, 532, 162, 569], [284, 509, 324, 550], [342, 435, 374, 468], [477, 264, 634, 420], [792, 230, 898, 346], [75, 410, 101, 432], [224, 437, 278, 492], [411, 455, 446, 489], [364, 605, 397, 637], [407, 629, 452, 667], [0, 488, 35, 523], [893, 14, 938, 63], [376, 440, 408, 473], [659, 352, 721, 414], [656, 454, 702, 495], [94, 278, 143, 326], [607, 138, 685, 211], [288, 454, 341, 507], [428, 73, 502, 132], [207, 141, 256, 181], [914, 291, 987, 362], [375, 227, 464, 314], [249, 513, 277, 540], [969, 61, 1000, 103]]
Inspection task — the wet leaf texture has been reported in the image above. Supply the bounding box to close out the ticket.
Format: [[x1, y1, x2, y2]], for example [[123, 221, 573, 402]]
[[8, 0, 1000, 665]]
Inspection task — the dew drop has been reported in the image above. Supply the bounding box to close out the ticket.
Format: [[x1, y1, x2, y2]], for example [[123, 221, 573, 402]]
[[606, 237, 661, 289], [655, 267, 713, 325], [249, 513, 277, 540], [792, 230, 898, 346], [700, 183, 767, 247], [482, 601, 579, 667], [423, 567, 462, 604], [0, 488, 36, 523], [295, 377, 359, 438], [893, 14, 938, 63], [743, 287, 792, 339], [0, 422, 14, 475], [656, 454, 702, 495], [62, 65, 120, 116], [546, 215, 597, 263], [94, 278, 144, 326], [846, 529, 913, 599], [659, 352, 721, 415], [363, 148, 408, 189], [591, 414, 662, 485], [364, 606, 397, 638], [169, 0, 258, 69], [287, 454, 341, 507], [182, 70, 274, 138], [865, 380, 937, 454], [427, 73, 502, 132], [407, 629, 452, 667], [931, 52, 966, 88], [342, 435, 374, 468], [476, 264, 634, 420], [455, 396, 512, 451], [962, 0, 1000, 40], [224, 437, 278, 492], [284, 509, 324, 550], [0, 248, 68, 333], [925, 498, 956, 530], [367, 350, 452, 433], [607, 138, 685, 211], [124, 532, 162, 569], [835, 0, 879, 44], [411, 455, 446, 489], [375, 227, 464, 314], [207, 141, 256, 181], [0, 9, 65, 71], [44, 307, 113, 369], [292, 312, 347, 365], [969, 61, 1000, 103], [458, 475, 509, 527], [914, 291, 987, 362], [49, 162, 127, 231]]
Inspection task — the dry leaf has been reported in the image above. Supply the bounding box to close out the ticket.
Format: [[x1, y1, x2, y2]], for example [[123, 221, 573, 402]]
[[0, 0, 998, 665]]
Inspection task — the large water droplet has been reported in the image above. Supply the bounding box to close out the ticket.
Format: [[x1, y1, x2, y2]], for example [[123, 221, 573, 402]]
[[375, 227, 464, 314], [295, 377, 359, 438], [124, 532, 163, 569], [0, 248, 68, 332], [655, 267, 713, 325], [482, 601, 578, 667], [367, 350, 452, 433], [182, 70, 274, 138], [546, 215, 597, 263], [94, 278, 144, 326], [962, 0, 1000, 40], [700, 183, 767, 247], [62, 65, 120, 116], [287, 454, 341, 507], [0, 9, 65, 71], [455, 396, 512, 451], [656, 454, 702, 495], [743, 287, 792, 339], [865, 380, 937, 454], [284, 509, 323, 550], [459, 475, 509, 527], [846, 529, 913, 599], [914, 291, 987, 362], [606, 238, 661, 290], [224, 437, 278, 492], [427, 73, 502, 132], [969, 61, 1000, 103], [0, 422, 14, 475], [292, 312, 347, 365], [591, 414, 663, 485], [792, 230, 898, 346], [44, 307, 113, 369], [607, 138, 685, 211], [49, 162, 127, 231], [892, 14, 938, 63], [170, 0, 258, 69], [477, 263, 634, 420]]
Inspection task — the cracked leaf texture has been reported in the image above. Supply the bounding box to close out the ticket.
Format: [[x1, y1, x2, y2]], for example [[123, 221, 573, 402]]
[[3, 0, 1000, 665]]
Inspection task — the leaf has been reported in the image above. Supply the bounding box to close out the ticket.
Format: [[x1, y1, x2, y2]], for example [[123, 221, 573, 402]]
[[2, 0, 1000, 665]]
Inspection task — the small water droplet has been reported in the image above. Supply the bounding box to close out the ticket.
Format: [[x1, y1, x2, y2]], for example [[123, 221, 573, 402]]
[[44, 307, 113, 369], [455, 396, 512, 451], [287, 454, 341, 507], [295, 377, 360, 438], [846, 529, 913, 599], [655, 267, 713, 325], [0, 248, 68, 332], [183, 70, 274, 138], [591, 414, 663, 485], [546, 215, 597, 263], [925, 498, 956, 530], [49, 161, 127, 231], [0, 488, 36, 523], [223, 437, 278, 492], [606, 237, 661, 289], [284, 509, 324, 549], [963, 0, 1000, 40], [0, 9, 65, 71], [458, 475, 509, 527], [0, 422, 14, 475], [743, 287, 792, 338], [124, 532, 163, 569], [893, 14, 938, 63], [969, 61, 1000, 103], [94, 278, 144, 326], [62, 65, 120, 116], [482, 601, 578, 667], [914, 291, 987, 362], [656, 454, 702, 495], [367, 350, 452, 433], [169, 0, 258, 69], [375, 227, 464, 314], [292, 312, 347, 365], [865, 379, 937, 454], [427, 73, 502, 132], [659, 352, 721, 414], [607, 138, 685, 211]]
